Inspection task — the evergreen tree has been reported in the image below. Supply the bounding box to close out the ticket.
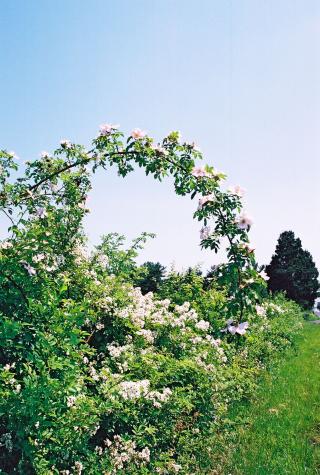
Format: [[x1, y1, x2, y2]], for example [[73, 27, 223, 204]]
[[266, 231, 319, 309], [135, 261, 166, 294]]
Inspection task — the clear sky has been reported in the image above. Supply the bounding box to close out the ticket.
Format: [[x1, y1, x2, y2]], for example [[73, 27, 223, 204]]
[[1, 0, 319, 272]]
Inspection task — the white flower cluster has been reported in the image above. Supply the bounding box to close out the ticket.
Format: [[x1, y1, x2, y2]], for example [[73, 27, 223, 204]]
[[107, 342, 132, 359], [96, 296, 113, 310], [136, 328, 155, 343], [67, 395, 77, 408], [73, 461, 83, 474], [117, 378, 172, 407], [96, 254, 109, 268], [103, 435, 150, 472], [0, 240, 13, 250], [118, 379, 150, 400], [267, 302, 285, 314], [115, 288, 222, 355], [195, 319, 210, 331], [73, 244, 89, 264], [256, 305, 267, 317], [145, 387, 172, 408]]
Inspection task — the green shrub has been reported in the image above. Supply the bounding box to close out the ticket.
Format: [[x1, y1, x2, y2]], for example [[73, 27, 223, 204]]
[[0, 257, 304, 473], [0, 127, 304, 473]]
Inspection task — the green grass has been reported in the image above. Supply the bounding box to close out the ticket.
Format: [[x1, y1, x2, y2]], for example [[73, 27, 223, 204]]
[[225, 323, 320, 475]]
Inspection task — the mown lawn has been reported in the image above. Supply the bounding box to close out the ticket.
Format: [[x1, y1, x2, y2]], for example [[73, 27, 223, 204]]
[[225, 323, 320, 475]]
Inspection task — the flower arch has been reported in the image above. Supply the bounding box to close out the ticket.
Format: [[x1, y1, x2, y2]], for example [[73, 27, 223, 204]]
[[0, 124, 266, 320]]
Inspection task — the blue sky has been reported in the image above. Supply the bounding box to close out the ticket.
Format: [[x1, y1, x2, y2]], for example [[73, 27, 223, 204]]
[[1, 0, 319, 271]]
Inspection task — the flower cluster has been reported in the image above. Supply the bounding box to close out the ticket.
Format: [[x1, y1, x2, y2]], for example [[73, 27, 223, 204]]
[[104, 435, 150, 473]]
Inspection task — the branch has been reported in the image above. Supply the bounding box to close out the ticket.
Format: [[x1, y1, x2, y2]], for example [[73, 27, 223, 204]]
[[0, 271, 29, 306], [28, 150, 137, 194], [1, 209, 15, 226]]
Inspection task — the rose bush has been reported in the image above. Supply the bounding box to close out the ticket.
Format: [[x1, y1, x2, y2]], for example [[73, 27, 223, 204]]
[[0, 125, 304, 473]]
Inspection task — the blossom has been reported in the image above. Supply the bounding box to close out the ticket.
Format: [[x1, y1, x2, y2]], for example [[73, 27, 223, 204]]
[[192, 167, 206, 178], [136, 329, 154, 344], [171, 464, 182, 472], [222, 320, 249, 335], [235, 212, 253, 230], [0, 241, 13, 250], [234, 321, 249, 335], [14, 384, 21, 393], [89, 365, 99, 381], [32, 253, 45, 263], [268, 302, 285, 314], [228, 185, 246, 197], [3, 363, 14, 371], [40, 151, 49, 158], [146, 387, 172, 407], [60, 139, 72, 148], [21, 261, 36, 276], [151, 144, 169, 155], [99, 123, 119, 135], [207, 335, 221, 347], [96, 254, 109, 267], [118, 379, 150, 400], [107, 342, 131, 358], [44, 263, 58, 272], [195, 320, 210, 332], [35, 207, 47, 219], [67, 395, 77, 407], [240, 242, 255, 253], [74, 461, 83, 474], [198, 194, 215, 210], [259, 270, 269, 280], [139, 447, 150, 462], [200, 226, 211, 240], [228, 322, 249, 335], [256, 305, 267, 317], [131, 128, 146, 139]]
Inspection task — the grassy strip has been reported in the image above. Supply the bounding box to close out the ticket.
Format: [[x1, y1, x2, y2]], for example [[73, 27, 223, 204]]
[[225, 323, 320, 475]]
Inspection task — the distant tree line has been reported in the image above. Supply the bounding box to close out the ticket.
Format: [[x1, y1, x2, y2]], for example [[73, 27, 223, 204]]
[[135, 230, 319, 311]]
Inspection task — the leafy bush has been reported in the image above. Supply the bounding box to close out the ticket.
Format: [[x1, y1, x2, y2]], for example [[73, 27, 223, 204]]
[[0, 260, 303, 473], [0, 126, 304, 473]]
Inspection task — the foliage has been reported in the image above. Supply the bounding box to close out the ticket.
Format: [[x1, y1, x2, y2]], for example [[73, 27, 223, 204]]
[[266, 231, 319, 309], [0, 126, 305, 473], [156, 267, 227, 333], [93, 232, 155, 283]]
